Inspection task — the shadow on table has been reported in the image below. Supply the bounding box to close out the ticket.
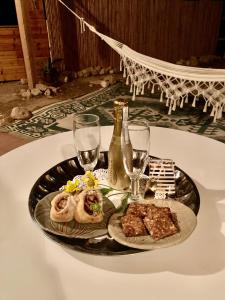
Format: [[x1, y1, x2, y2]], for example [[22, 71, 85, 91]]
[[0, 182, 66, 300], [65, 180, 225, 276]]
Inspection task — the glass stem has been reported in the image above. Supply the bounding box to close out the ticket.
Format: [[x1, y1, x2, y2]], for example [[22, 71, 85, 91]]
[[130, 177, 139, 201], [83, 167, 93, 173]]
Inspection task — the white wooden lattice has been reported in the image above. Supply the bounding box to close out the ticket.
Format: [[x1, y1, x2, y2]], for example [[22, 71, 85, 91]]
[[149, 159, 176, 199]]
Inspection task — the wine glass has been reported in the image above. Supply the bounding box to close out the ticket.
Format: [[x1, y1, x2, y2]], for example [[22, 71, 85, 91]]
[[73, 114, 100, 172], [121, 120, 150, 201]]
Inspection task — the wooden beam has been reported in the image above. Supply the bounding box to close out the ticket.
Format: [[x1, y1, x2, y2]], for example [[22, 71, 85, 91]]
[[14, 0, 36, 88]]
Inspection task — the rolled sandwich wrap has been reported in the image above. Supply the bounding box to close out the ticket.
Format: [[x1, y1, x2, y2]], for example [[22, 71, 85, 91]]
[[50, 192, 76, 222], [74, 189, 103, 223]]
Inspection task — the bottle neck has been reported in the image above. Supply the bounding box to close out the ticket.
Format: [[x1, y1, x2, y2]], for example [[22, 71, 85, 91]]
[[113, 116, 122, 136], [112, 101, 128, 136], [112, 105, 123, 136]]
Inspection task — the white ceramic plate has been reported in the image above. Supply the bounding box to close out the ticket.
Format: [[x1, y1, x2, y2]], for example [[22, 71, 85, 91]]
[[35, 191, 115, 239], [108, 199, 197, 250]]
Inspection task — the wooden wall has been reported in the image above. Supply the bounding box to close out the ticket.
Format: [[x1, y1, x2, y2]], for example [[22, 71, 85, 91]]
[[0, 0, 49, 82], [57, 0, 223, 71], [0, 26, 25, 81]]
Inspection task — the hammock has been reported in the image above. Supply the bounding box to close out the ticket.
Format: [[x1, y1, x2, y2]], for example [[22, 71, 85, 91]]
[[58, 0, 225, 121]]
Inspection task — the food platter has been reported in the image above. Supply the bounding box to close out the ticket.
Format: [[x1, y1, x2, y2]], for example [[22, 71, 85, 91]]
[[29, 152, 200, 256]]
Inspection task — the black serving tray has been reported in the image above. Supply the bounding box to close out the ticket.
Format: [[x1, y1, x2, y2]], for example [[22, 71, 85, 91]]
[[29, 152, 200, 256]]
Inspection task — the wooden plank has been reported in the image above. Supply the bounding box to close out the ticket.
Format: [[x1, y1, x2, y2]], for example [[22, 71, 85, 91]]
[[31, 32, 49, 39], [0, 65, 26, 73], [35, 49, 50, 58], [0, 58, 25, 67], [0, 38, 21, 45], [34, 41, 50, 51], [0, 26, 19, 35], [0, 33, 20, 39], [0, 72, 26, 81], [0, 66, 26, 81], [14, 0, 36, 88], [0, 50, 18, 58], [29, 23, 49, 31], [0, 56, 47, 82], [0, 25, 46, 36], [0, 44, 19, 51]]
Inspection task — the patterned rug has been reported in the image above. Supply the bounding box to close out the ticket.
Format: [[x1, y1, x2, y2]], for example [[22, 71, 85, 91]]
[[3, 82, 225, 143]]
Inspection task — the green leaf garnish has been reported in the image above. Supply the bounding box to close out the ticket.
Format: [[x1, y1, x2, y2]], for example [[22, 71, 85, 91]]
[[100, 187, 113, 196], [115, 193, 130, 213], [90, 203, 101, 214]]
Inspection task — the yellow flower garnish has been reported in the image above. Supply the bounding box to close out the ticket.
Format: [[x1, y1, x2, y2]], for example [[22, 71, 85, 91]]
[[82, 171, 99, 189], [64, 179, 80, 193]]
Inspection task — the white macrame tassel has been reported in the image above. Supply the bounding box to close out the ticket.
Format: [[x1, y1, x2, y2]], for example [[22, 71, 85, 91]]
[[210, 106, 215, 117], [130, 84, 133, 93], [203, 101, 208, 112], [151, 84, 155, 94], [136, 85, 140, 95], [132, 87, 136, 101], [168, 100, 172, 115], [123, 67, 126, 78], [166, 98, 169, 107], [160, 92, 163, 102], [180, 97, 184, 108], [212, 103, 220, 122], [185, 96, 189, 104], [80, 18, 85, 33], [126, 75, 129, 85], [120, 58, 123, 71], [192, 96, 197, 107], [172, 99, 177, 111], [141, 84, 145, 95], [213, 106, 218, 122], [217, 105, 223, 119]]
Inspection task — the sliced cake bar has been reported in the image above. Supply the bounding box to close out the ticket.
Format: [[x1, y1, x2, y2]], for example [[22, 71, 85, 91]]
[[144, 205, 179, 240], [126, 202, 149, 218], [121, 214, 148, 237]]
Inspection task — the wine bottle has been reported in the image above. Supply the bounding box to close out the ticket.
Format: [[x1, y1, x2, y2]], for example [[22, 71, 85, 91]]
[[107, 100, 130, 190]]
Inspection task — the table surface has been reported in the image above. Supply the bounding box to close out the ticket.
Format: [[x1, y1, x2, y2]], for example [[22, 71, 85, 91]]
[[1, 126, 225, 300]]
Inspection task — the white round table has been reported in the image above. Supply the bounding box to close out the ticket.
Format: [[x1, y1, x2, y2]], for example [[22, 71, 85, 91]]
[[0, 126, 225, 300]]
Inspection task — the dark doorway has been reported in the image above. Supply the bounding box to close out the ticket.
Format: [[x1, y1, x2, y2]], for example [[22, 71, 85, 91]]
[[0, 0, 18, 26]]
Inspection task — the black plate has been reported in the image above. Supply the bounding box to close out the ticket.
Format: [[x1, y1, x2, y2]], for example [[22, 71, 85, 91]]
[[29, 152, 200, 256]]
